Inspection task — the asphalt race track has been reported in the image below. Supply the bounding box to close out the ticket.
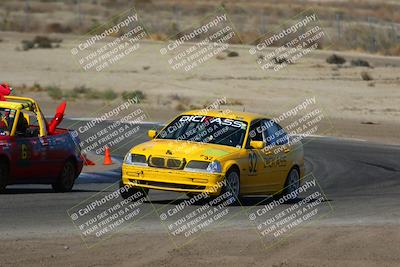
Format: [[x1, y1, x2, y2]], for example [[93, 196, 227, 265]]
[[0, 119, 399, 238]]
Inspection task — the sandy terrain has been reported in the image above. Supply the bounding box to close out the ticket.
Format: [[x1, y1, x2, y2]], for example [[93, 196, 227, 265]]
[[2, 226, 400, 267], [0, 32, 399, 144]]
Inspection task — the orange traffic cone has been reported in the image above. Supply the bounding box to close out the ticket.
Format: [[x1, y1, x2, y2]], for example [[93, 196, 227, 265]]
[[103, 146, 113, 165], [81, 154, 96, 166]]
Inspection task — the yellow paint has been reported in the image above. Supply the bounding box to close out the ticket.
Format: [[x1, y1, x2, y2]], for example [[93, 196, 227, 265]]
[[122, 110, 305, 196]]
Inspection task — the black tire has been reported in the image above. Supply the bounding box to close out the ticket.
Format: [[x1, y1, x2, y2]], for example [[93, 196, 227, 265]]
[[52, 161, 76, 192], [276, 168, 300, 203], [220, 169, 240, 205], [119, 181, 149, 200], [0, 161, 9, 193]]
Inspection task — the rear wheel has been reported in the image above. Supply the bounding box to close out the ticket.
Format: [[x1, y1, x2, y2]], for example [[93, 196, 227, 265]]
[[0, 161, 9, 193], [52, 161, 75, 192], [278, 168, 300, 203]]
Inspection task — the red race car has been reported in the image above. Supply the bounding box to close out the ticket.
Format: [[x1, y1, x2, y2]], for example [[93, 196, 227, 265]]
[[0, 96, 83, 192]]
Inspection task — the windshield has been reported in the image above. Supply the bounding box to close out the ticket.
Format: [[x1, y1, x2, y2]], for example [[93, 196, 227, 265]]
[[0, 108, 17, 136], [157, 115, 248, 148]]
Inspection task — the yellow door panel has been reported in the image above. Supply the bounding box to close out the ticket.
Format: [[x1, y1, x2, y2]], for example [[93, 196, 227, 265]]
[[256, 148, 284, 193]]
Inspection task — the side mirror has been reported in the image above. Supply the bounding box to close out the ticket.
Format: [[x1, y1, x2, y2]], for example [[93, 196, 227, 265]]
[[148, 130, 157, 139], [250, 140, 265, 149]]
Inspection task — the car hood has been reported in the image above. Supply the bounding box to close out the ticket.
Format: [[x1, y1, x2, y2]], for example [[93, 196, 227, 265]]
[[129, 139, 239, 161]]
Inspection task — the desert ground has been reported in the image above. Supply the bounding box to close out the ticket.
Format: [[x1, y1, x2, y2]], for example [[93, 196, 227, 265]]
[[0, 32, 399, 144], [2, 226, 400, 267]]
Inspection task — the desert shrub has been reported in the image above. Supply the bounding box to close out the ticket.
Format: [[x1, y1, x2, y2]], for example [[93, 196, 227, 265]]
[[31, 83, 46, 92], [33, 36, 53, 48], [229, 99, 244, 106], [46, 85, 63, 100], [175, 103, 186, 111], [189, 104, 202, 109], [63, 90, 79, 100], [169, 94, 190, 106], [102, 89, 118, 100], [351, 59, 371, 67], [21, 36, 62, 50], [73, 85, 92, 94], [149, 33, 167, 41], [169, 94, 181, 101], [226, 51, 239, 57], [361, 71, 373, 81], [169, 22, 180, 36], [341, 24, 398, 55], [122, 90, 146, 102], [386, 45, 400, 56], [220, 99, 244, 106], [273, 56, 288, 64], [83, 89, 101, 100], [326, 54, 346, 65], [70, 87, 119, 101], [21, 40, 34, 51], [46, 22, 72, 33]]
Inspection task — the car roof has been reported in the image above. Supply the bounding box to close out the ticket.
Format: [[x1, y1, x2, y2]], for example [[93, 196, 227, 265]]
[[181, 109, 267, 122]]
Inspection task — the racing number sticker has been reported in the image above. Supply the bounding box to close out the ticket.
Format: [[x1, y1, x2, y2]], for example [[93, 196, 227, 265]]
[[263, 153, 287, 168], [276, 154, 287, 167], [263, 154, 273, 168], [249, 150, 258, 175], [21, 144, 29, 160]]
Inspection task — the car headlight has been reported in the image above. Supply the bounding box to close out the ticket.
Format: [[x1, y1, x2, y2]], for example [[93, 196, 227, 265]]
[[206, 160, 222, 173], [184, 160, 222, 173], [124, 153, 148, 166]]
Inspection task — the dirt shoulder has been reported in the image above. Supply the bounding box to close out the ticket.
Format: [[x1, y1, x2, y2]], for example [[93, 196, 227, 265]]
[[1, 225, 399, 267]]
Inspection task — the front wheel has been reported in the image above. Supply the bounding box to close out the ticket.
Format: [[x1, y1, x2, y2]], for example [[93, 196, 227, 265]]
[[52, 161, 76, 192], [0, 161, 9, 193], [221, 170, 240, 204]]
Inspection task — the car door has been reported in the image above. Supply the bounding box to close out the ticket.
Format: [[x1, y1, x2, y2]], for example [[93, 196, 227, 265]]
[[44, 134, 71, 180], [241, 119, 275, 194], [264, 120, 290, 191], [29, 110, 66, 180], [11, 111, 50, 181]]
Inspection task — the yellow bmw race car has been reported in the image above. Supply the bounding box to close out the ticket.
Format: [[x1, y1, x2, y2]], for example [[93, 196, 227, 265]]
[[120, 109, 305, 202]]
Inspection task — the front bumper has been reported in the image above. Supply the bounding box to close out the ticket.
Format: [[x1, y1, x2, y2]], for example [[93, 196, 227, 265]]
[[121, 164, 225, 195]]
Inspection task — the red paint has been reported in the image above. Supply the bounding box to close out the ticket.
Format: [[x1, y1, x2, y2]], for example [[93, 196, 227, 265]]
[[0, 83, 12, 101], [48, 100, 66, 135]]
